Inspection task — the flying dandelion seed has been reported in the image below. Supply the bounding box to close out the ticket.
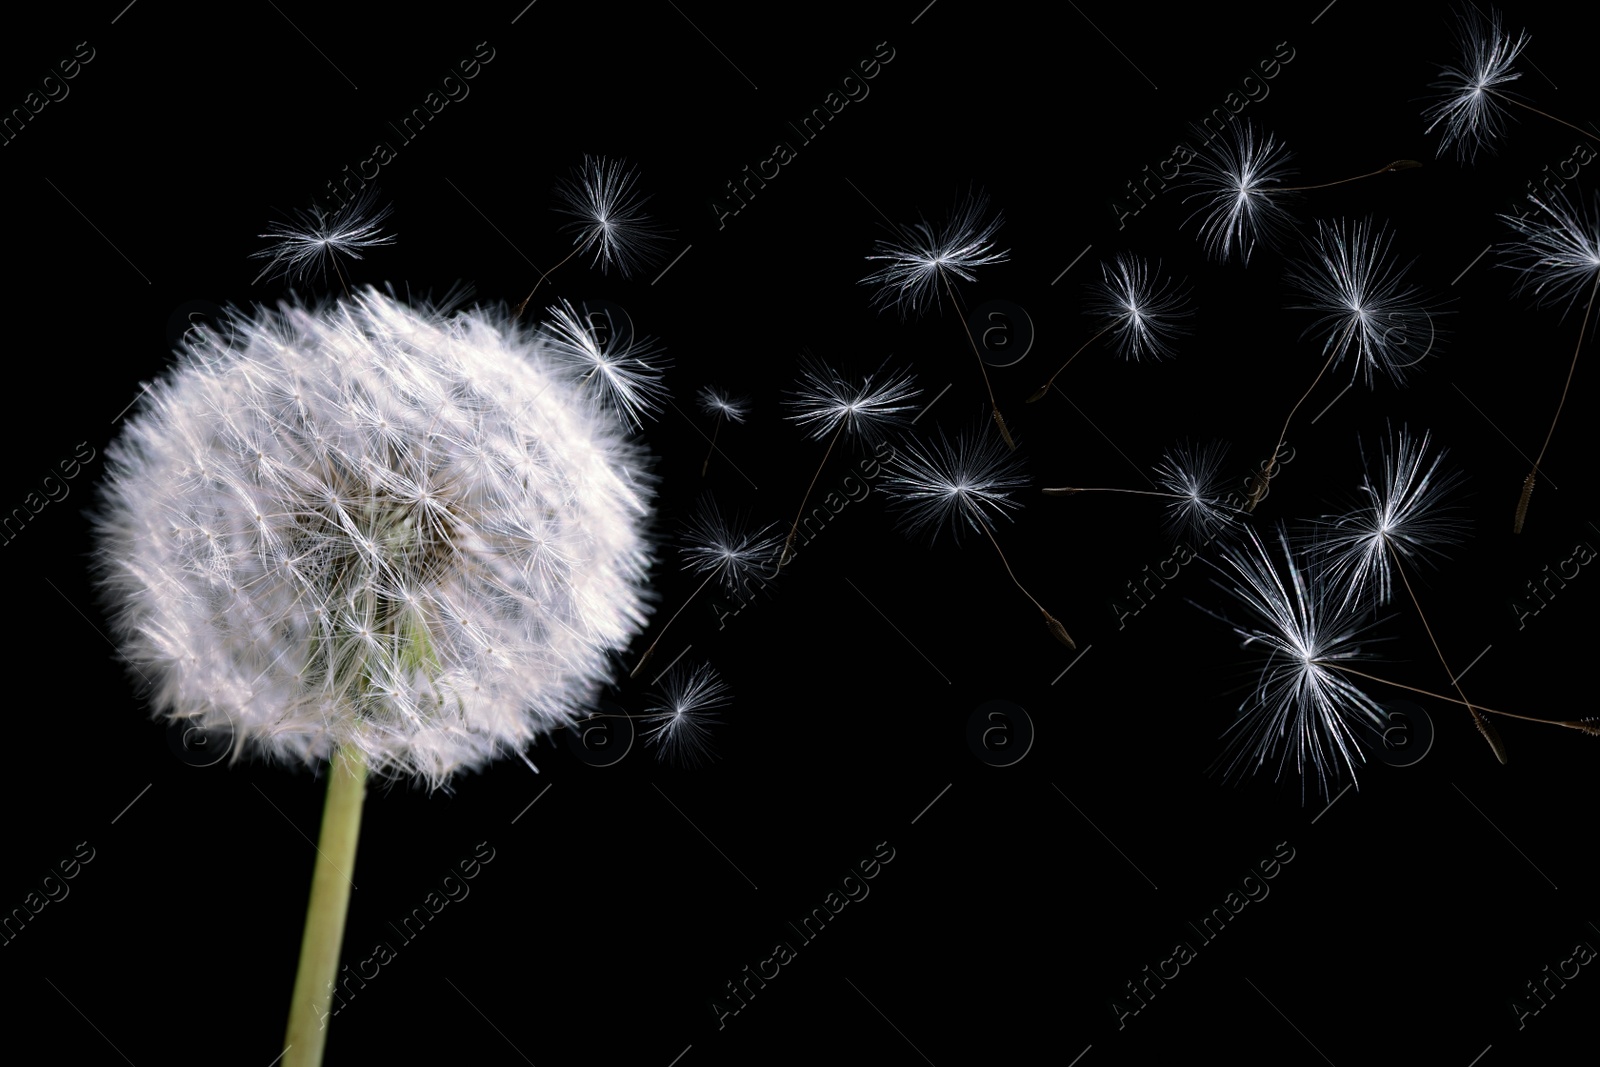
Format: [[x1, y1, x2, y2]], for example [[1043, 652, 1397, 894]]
[[630, 496, 781, 677], [1422, 6, 1531, 162], [697, 385, 751, 476], [1310, 425, 1468, 611], [884, 423, 1076, 649], [861, 192, 1010, 319], [1154, 440, 1240, 545], [251, 188, 396, 289], [643, 661, 732, 767], [1206, 525, 1388, 804], [1088, 254, 1196, 362], [553, 154, 669, 278], [1286, 217, 1444, 389], [540, 299, 670, 430], [782, 355, 922, 445], [1182, 122, 1299, 266], [1498, 187, 1600, 532]]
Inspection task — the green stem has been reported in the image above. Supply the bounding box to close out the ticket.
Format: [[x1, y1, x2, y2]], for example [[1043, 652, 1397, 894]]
[[283, 745, 368, 1066]]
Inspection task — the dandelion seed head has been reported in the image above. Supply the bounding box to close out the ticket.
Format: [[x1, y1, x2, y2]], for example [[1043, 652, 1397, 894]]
[[94, 288, 656, 790]]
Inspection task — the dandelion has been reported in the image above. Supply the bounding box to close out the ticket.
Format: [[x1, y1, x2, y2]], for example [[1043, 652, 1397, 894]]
[[541, 299, 670, 430], [1205, 524, 1388, 802], [1287, 217, 1442, 390], [1206, 526, 1596, 798], [251, 188, 395, 293], [643, 661, 732, 767], [1027, 254, 1194, 402], [1246, 218, 1442, 510], [514, 155, 667, 316], [1183, 122, 1299, 267], [1498, 187, 1600, 532], [1308, 426, 1503, 762], [861, 190, 1016, 448], [779, 355, 920, 564], [94, 287, 657, 1060], [1043, 440, 1243, 547], [698, 385, 750, 476], [1312, 425, 1467, 610], [861, 192, 1010, 318], [1182, 122, 1419, 267], [1154, 440, 1241, 545], [884, 423, 1075, 649], [630, 496, 781, 677], [1422, 7, 1596, 163], [554, 154, 669, 277]]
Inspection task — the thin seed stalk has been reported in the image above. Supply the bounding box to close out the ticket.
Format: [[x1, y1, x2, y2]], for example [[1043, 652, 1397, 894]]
[[283, 744, 368, 1067]]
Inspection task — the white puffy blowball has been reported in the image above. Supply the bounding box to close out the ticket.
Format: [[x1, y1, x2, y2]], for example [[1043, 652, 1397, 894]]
[[95, 288, 657, 789]]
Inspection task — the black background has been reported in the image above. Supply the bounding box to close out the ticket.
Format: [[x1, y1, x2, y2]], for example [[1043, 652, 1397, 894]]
[[2, 2, 1596, 1064]]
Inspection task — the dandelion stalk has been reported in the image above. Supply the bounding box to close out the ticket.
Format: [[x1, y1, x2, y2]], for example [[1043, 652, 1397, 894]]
[[1323, 663, 1600, 735], [1026, 324, 1113, 403], [1513, 271, 1600, 532], [941, 274, 1014, 449], [283, 746, 367, 1067], [968, 497, 1075, 649], [513, 237, 593, 319], [630, 570, 716, 678], [1246, 318, 1353, 511], [1385, 542, 1507, 763], [1272, 159, 1421, 193], [701, 413, 724, 476], [781, 422, 845, 567]]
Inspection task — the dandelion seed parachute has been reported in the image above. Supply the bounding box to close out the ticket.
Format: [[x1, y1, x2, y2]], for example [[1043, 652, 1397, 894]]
[[94, 287, 657, 790], [1153, 440, 1238, 545], [1181, 121, 1298, 266], [860, 192, 1010, 318], [1310, 425, 1467, 611], [553, 154, 669, 278], [1286, 218, 1444, 389], [1422, 6, 1530, 162], [251, 188, 396, 286], [882, 423, 1030, 546], [1208, 525, 1388, 803], [643, 661, 732, 767], [1089, 254, 1196, 362]]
